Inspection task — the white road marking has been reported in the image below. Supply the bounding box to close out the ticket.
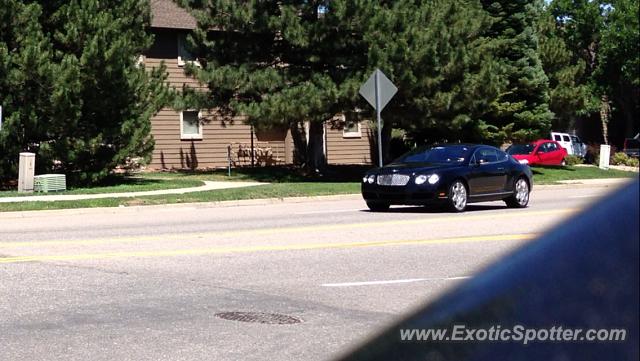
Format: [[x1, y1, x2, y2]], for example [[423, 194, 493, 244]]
[[321, 276, 471, 287], [568, 194, 600, 198]]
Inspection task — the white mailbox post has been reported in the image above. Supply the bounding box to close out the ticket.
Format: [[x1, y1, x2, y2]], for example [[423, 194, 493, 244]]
[[599, 144, 611, 170], [18, 152, 35, 192]]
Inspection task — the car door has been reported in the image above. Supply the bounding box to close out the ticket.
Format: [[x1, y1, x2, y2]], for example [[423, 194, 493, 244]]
[[547, 142, 565, 164], [535, 143, 552, 165], [468, 148, 506, 194], [494, 150, 510, 191], [552, 133, 571, 155], [562, 134, 573, 155], [571, 136, 586, 157]]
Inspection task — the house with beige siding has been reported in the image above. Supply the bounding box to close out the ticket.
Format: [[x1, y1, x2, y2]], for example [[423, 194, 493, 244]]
[[146, 0, 373, 170]]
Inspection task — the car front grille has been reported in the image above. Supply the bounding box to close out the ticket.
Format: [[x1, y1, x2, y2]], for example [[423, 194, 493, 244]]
[[376, 174, 410, 186]]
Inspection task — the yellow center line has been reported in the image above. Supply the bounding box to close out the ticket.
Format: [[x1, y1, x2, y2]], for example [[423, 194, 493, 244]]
[[0, 208, 574, 249], [0, 233, 536, 264]]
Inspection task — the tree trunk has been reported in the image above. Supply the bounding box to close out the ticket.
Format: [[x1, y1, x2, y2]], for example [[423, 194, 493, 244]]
[[381, 122, 393, 164], [289, 122, 308, 166], [288, 121, 326, 171], [307, 121, 326, 172], [600, 95, 611, 145]]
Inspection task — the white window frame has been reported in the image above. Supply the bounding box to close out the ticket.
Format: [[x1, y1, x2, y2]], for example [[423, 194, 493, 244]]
[[136, 55, 145, 68], [177, 33, 201, 68], [341, 115, 362, 138], [180, 110, 203, 140]]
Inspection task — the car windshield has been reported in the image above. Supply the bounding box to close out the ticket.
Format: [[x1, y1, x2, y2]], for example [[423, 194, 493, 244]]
[[393, 145, 470, 164], [507, 144, 535, 155], [571, 136, 582, 143], [625, 139, 639, 148]]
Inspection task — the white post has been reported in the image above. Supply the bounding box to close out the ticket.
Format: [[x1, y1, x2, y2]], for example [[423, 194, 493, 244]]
[[599, 144, 610, 170], [18, 152, 35, 192]]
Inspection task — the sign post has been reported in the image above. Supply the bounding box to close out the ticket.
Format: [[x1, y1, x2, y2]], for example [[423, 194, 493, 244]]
[[359, 69, 397, 167]]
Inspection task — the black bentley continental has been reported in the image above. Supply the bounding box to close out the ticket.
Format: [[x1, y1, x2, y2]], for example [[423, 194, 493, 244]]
[[361, 144, 533, 212]]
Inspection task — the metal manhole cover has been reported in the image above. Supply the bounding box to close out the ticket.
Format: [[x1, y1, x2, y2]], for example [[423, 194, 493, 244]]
[[214, 312, 302, 325]]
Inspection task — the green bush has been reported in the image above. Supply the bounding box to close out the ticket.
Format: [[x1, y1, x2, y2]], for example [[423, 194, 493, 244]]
[[626, 157, 639, 167], [564, 155, 583, 166], [611, 152, 629, 165]]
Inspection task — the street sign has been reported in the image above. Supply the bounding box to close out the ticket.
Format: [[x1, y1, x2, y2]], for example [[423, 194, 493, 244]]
[[359, 69, 398, 167], [359, 69, 397, 111]]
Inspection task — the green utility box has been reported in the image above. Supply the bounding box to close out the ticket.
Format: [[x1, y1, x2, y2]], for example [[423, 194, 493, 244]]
[[34, 174, 67, 193]]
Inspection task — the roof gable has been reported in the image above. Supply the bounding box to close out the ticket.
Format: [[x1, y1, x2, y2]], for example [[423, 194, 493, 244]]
[[150, 0, 197, 30]]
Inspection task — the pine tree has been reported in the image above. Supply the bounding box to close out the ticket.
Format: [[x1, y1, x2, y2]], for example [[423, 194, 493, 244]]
[[537, 11, 594, 131], [0, 0, 57, 181], [186, 0, 506, 165], [184, 1, 368, 169], [0, 0, 168, 184], [368, 0, 504, 148], [479, 0, 553, 142]]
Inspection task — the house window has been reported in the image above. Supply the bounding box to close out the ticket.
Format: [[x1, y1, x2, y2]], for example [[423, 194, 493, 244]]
[[135, 55, 145, 67], [343, 119, 361, 138], [180, 110, 202, 140], [177, 33, 200, 67]]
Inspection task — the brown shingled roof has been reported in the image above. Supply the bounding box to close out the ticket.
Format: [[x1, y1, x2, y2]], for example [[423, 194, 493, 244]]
[[150, 0, 197, 30]]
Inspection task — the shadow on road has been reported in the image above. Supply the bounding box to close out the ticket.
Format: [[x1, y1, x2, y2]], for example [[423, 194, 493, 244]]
[[360, 203, 508, 214]]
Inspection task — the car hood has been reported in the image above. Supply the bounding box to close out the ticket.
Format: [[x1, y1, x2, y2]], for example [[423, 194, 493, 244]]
[[376, 162, 460, 174]]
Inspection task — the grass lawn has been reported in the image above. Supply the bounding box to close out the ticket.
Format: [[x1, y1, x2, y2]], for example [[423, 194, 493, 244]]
[[0, 182, 359, 212], [0, 164, 636, 213], [0, 175, 203, 198], [141, 165, 369, 183], [531, 165, 638, 184]]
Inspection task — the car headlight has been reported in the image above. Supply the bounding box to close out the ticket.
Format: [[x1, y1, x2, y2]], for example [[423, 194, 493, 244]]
[[367, 175, 376, 184], [415, 175, 428, 185], [362, 176, 368, 183], [415, 174, 439, 185], [519, 159, 529, 165]]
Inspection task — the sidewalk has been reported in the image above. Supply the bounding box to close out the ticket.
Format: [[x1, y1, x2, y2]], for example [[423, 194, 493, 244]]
[[534, 177, 635, 190], [0, 181, 265, 203]]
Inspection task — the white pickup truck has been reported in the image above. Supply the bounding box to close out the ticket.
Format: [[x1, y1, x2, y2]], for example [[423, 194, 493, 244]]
[[550, 132, 587, 157]]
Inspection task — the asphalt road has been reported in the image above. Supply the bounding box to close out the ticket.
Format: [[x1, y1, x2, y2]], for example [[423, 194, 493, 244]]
[[0, 184, 625, 361]]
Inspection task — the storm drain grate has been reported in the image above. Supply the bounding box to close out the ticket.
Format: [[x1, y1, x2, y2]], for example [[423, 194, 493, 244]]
[[214, 312, 302, 325]]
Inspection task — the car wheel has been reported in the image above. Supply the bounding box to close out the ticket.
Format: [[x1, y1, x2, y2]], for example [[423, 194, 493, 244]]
[[447, 180, 468, 212], [505, 177, 530, 208], [561, 159, 567, 166], [366, 201, 390, 212]]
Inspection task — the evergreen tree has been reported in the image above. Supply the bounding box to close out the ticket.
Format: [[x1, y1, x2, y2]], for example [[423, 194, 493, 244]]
[[184, 1, 368, 168], [479, 0, 553, 142], [537, 11, 594, 131], [0, 0, 56, 181], [186, 0, 506, 165], [370, 0, 503, 148], [0, 0, 168, 184]]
